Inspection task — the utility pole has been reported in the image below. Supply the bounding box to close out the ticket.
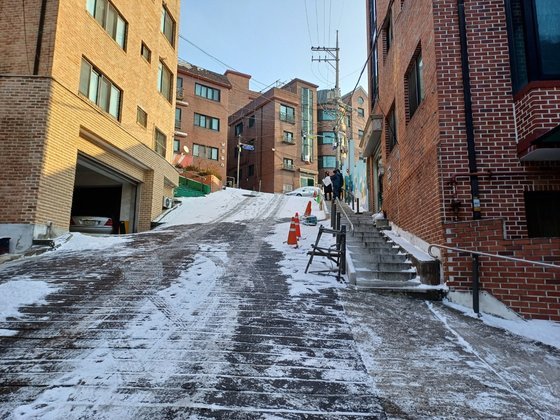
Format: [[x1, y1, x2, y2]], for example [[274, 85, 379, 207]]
[[236, 135, 241, 188], [312, 30, 344, 169], [236, 134, 255, 189]]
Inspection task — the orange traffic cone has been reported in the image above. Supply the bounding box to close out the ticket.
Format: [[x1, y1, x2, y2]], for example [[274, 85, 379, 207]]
[[294, 213, 301, 238], [304, 201, 312, 217], [287, 218, 298, 246]]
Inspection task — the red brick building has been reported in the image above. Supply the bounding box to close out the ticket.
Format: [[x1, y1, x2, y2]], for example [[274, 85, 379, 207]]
[[174, 63, 233, 182], [227, 79, 319, 193], [364, 0, 560, 320]]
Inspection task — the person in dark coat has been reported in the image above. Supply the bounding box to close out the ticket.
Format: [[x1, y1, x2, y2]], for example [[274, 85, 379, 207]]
[[331, 169, 343, 200], [322, 171, 333, 200]]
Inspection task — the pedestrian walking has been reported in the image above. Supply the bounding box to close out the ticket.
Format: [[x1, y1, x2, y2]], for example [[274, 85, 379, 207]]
[[322, 171, 333, 201], [344, 168, 354, 204], [331, 169, 343, 200]]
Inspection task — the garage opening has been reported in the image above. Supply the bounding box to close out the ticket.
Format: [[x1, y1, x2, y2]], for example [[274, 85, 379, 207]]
[[71, 155, 139, 234]]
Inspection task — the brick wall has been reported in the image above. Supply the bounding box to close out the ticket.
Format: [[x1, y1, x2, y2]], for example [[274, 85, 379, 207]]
[[176, 67, 231, 182], [444, 219, 560, 321], [374, 0, 560, 242], [0, 76, 50, 224], [515, 85, 560, 144], [1, 0, 181, 239], [374, 0, 445, 245]]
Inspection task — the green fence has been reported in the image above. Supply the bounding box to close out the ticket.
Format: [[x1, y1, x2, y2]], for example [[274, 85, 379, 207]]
[[174, 176, 210, 197]]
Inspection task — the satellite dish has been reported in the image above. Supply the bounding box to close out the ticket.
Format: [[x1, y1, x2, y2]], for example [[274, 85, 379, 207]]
[[183, 146, 189, 154]]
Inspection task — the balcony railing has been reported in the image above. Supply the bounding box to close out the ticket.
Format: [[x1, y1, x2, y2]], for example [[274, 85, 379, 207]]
[[176, 88, 184, 100], [282, 163, 295, 171], [282, 135, 295, 144]]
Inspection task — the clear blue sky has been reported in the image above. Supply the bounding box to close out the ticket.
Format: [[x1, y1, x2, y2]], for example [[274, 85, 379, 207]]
[[178, 0, 368, 95]]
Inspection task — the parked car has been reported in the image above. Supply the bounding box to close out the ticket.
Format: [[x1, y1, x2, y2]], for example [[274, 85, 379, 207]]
[[70, 216, 114, 234], [285, 186, 321, 197]]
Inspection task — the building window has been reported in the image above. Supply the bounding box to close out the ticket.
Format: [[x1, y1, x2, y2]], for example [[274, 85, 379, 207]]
[[161, 5, 175, 46], [248, 165, 255, 176], [358, 129, 364, 139], [176, 77, 184, 100], [318, 109, 337, 121], [506, 0, 560, 92], [158, 60, 173, 102], [357, 107, 365, 117], [194, 113, 220, 131], [383, 10, 393, 58], [283, 158, 294, 170], [283, 131, 294, 143], [406, 50, 424, 119], [140, 42, 151, 62], [79, 58, 122, 120], [136, 106, 147, 127], [154, 128, 166, 157], [235, 122, 243, 136], [525, 191, 560, 237], [249, 115, 255, 127], [173, 138, 180, 153], [386, 104, 397, 152], [193, 143, 219, 160], [319, 156, 337, 169], [195, 83, 221, 102], [301, 176, 315, 187], [319, 131, 336, 145], [280, 104, 295, 123], [358, 96, 364, 105], [175, 108, 182, 129], [86, 0, 127, 49]]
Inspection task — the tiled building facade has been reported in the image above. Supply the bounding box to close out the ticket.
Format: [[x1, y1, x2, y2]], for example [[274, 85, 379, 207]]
[[0, 0, 179, 251], [364, 0, 560, 320], [227, 79, 319, 193]]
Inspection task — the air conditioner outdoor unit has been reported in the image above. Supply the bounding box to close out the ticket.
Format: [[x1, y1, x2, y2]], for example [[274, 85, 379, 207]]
[[162, 196, 174, 209]]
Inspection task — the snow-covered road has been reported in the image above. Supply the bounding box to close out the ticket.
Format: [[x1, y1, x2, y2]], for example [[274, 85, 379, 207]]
[[1, 189, 559, 419]]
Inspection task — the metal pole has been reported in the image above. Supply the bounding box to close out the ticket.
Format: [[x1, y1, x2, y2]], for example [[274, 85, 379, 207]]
[[340, 225, 346, 274], [331, 201, 336, 228], [336, 212, 341, 232], [236, 135, 241, 188], [356, 198, 361, 214], [472, 253, 479, 315]]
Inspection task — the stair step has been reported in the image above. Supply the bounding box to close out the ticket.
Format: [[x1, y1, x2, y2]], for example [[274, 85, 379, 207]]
[[353, 261, 413, 271], [348, 251, 409, 264], [363, 240, 397, 249], [357, 234, 386, 243], [355, 269, 416, 282], [355, 278, 421, 288]]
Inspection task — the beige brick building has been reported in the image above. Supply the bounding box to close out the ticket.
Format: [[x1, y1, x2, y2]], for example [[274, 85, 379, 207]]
[[227, 79, 319, 193], [0, 0, 180, 252]]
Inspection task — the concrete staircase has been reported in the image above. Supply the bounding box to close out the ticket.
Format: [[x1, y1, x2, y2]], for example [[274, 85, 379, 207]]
[[332, 203, 427, 292]]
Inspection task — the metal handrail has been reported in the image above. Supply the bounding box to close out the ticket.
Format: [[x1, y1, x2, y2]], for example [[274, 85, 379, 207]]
[[428, 243, 560, 315], [334, 198, 354, 233], [428, 244, 560, 270]]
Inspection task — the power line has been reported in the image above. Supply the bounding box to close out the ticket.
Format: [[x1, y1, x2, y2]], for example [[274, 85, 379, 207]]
[[178, 34, 270, 89], [303, 0, 314, 46]]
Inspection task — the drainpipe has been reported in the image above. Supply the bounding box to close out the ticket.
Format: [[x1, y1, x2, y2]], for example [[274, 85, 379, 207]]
[[33, 0, 49, 75], [457, 0, 481, 220]]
